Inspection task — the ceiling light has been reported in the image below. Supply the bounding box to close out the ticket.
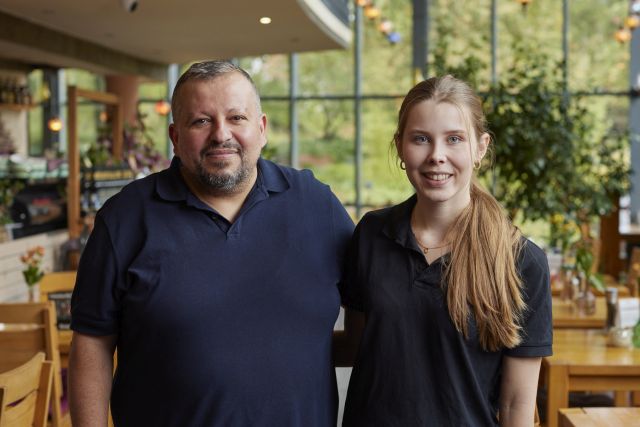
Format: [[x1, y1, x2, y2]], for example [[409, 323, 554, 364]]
[[47, 117, 63, 132], [260, 17, 272, 25]]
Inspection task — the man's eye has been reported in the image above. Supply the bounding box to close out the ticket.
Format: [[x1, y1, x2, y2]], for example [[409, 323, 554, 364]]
[[230, 115, 246, 121]]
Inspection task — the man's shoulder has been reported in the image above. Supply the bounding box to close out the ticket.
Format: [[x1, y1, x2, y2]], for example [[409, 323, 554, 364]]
[[260, 158, 329, 193], [98, 169, 167, 216]]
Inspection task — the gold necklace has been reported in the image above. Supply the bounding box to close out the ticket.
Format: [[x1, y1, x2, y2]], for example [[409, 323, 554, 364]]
[[410, 209, 450, 256], [413, 234, 450, 255]]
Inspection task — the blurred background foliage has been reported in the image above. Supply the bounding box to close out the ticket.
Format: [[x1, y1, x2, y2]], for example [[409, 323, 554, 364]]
[[26, 0, 633, 247]]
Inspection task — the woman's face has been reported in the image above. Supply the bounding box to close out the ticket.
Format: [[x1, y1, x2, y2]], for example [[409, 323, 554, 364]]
[[398, 100, 488, 211]]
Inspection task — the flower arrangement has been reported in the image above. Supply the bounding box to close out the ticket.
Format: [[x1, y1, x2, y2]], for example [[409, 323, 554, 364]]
[[20, 246, 45, 287]]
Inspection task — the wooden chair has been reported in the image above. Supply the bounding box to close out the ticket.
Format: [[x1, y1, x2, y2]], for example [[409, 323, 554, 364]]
[[39, 272, 76, 370], [39, 272, 76, 304], [0, 352, 53, 427], [0, 303, 68, 427]]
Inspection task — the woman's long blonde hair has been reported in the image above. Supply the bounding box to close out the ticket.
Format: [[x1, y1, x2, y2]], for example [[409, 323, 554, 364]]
[[394, 75, 525, 352]]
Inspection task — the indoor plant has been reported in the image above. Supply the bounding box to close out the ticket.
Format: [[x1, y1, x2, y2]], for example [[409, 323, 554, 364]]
[[20, 246, 45, 301]]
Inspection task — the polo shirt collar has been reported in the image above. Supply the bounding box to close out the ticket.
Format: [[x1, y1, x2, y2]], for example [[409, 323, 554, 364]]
[[382, 194, 419, 250], [256, 157, 290, 194], [155, 156, 290, 203]]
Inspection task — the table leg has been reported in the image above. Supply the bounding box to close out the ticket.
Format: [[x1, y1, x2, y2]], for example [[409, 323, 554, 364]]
[[546, 364, 569, 427], [614, 391, 630, 406]]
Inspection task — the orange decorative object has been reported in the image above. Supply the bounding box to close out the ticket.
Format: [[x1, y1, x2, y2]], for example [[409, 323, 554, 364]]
[[155, 100, 171, 116], [615, 26, 632, 43], [626, 14, 640, 30], [363, 5, 381, 19]]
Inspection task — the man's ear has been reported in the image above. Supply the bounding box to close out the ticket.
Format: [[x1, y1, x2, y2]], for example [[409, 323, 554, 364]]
[[169, 123, 178, 155], [259, 114, 268, 148]]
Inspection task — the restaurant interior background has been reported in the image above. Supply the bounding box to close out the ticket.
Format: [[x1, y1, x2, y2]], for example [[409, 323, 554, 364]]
[[0, 0, 639, 424]]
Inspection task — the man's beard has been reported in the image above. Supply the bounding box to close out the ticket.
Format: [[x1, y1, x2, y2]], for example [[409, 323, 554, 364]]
[[195, 142, 253, 193]]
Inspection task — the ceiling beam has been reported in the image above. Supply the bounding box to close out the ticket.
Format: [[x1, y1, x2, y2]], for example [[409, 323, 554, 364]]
[[0, 10, 167, 79]]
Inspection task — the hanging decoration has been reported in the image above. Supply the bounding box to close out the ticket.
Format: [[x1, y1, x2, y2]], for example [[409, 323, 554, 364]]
[[615, 0, 640, 43], [354, 0, 401, 45], [154, 100, 171, 116]]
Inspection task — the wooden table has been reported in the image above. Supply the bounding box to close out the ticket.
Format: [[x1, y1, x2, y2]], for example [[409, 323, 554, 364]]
[[559, 407, 640, 426], [552, 297, 607, 329], [551, 282, 630, 298], [543, 329, 640, 427]]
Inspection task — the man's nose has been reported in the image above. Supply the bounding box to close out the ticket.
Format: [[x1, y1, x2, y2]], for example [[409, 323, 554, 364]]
[[211, 120, 232, 142]]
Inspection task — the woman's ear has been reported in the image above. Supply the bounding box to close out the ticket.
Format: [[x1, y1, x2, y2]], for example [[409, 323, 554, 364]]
[[477, 132, 490, 161]]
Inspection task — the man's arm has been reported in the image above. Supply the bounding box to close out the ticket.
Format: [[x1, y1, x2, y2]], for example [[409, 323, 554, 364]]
[[333, 308, 365, 367], [69, 332, 117, 427], [499, 355, 542, 427]]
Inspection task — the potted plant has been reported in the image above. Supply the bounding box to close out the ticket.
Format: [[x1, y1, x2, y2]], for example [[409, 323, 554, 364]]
[[0, 178, 23, 241], [20, 246, 45, 301]]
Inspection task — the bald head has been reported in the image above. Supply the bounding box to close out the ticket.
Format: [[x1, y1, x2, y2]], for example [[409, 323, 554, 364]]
[[171, 61, 262, 122]]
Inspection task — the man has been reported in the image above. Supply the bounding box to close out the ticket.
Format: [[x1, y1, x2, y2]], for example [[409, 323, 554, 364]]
[[69, 61, 354, 427]]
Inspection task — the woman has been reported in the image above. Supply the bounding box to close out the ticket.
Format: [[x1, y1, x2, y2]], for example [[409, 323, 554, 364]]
[[339, 76, 552, 426]]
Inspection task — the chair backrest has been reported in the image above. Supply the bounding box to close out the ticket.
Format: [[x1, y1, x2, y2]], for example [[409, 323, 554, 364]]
[[0, 303, 65, 427], [0, 352, 53, 427], [40, 271, 76, 330], [39, 271, 76, 302]]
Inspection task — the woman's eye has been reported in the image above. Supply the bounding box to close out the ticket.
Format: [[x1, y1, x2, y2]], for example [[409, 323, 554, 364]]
[[414, 135, 428, 143], [448, 135, 462, 144]]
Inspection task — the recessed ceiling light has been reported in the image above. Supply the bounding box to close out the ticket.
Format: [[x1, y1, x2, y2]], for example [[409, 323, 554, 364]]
[[259, 17, 272, 24]]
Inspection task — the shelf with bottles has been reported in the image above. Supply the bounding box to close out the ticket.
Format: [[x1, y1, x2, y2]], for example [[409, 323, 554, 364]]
[[0, 78, 34, 108], [0, 103, 37, 112]]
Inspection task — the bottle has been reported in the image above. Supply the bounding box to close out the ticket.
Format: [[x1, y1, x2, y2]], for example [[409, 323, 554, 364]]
[[633, 319, 640, 348], [605, 287, 618, 331]]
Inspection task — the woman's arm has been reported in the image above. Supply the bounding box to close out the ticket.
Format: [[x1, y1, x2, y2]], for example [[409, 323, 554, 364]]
[[333, 308, 365, 367], [499, 355, 542, 427]]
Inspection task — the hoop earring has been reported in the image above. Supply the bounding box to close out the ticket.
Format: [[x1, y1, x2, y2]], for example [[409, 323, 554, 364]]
[[400, 160, 406, 170]]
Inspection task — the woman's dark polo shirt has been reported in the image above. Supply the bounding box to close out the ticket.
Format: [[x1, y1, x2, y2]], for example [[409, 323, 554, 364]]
[[340, 195, 552, 427], [71, 157, 354, 427]]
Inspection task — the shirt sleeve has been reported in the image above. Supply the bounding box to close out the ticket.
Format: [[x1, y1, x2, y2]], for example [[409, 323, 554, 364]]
[[339, 220, 366, 312], [70, 214, 122, 336], [330, 190, 355, 279], [505, 240, 553, 357]]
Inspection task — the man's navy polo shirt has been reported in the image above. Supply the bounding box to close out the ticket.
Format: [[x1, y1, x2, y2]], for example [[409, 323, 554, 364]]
[[71, 157, 354, 427]]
